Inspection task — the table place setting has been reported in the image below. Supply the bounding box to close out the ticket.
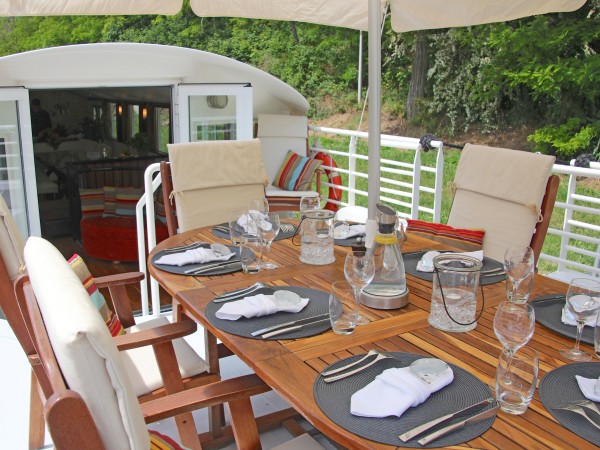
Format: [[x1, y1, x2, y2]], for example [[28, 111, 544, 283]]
[[211, 220, 296, 241], [333, 222, 367, 247], [403, 249, 506, 285], [313, 352, 498, 447], [151, 242, 245, 276], [540, 362, 600, 445], [204, 285, 331, 340]]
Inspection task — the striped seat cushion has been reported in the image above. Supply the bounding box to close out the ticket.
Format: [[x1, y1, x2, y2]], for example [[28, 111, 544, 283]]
[[273, 150, 322, 191], [115, 187, 143, 217], [406, 219, 485, 252], [68, 254, 125, 337], [79, 188, 104, 218]]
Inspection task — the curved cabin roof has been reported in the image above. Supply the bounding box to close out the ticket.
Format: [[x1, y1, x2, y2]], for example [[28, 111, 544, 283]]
[[0, 42, 309, 116]]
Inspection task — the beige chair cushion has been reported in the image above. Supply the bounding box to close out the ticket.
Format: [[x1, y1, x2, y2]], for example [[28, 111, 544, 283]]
[[123, 316, 209, 397], [167, 139, 269, 231], [447, 144, 555, 261], [24, 237, 150, 450], [0, 194, 26, 280]]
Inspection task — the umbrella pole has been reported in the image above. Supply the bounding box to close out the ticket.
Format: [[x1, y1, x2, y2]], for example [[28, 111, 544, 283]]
[[367, 0, 381, 220]]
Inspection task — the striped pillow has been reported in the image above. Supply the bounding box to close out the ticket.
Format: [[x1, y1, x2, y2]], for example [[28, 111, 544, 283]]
[[79, 188, 104, 218], [149, 430, 186, 450], [68, 254, 125, 337], [273, 150, 322, 191], [115, 187, 143, 217], [103, 186, 117, 217], [406, 220, 485, 252]]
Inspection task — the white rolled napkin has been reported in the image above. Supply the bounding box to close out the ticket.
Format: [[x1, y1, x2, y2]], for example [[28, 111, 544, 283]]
[[560, 306, 597, 327], [334, 224, 366, 239], [575, 375, 600, 402], [155, 248, 235, 266], [215, 293, 309, 320], [416, 250, 484, 273], [350, 365, 454, 418], [237, 211, 271, 233]]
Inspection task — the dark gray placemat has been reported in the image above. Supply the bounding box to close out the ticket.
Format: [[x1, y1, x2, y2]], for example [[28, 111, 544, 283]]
[[151, 244, 244, 276], [314, 352, 496, 447], [532, 294, 594, 345], [205, 286, 330, 340], [403, 250, 505, 285], [211, 222, 297, 241], [539, 363, 600, 445]]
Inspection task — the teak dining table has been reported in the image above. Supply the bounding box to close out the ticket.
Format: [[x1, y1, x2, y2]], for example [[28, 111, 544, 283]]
[[148, 224, 595, 449]]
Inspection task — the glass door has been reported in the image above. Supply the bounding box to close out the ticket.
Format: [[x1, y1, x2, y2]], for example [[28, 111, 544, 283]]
[[176, 84, 253, 143], [0, 88, 39, 237]]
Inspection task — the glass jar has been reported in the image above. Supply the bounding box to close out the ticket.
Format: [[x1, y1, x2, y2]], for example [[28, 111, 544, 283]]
[[299, 209, 335, 265], [428, 254, 482, 332]]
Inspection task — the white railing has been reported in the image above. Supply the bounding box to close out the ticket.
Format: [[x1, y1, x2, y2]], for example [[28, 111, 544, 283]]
[[308, 126, 444, 223], [540, 161, 600, 282]]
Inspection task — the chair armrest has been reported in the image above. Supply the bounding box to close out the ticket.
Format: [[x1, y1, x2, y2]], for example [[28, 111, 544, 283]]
[[141, 373, 269, 423], [113, 319, 197, 351], [94, 271, 144, 288]]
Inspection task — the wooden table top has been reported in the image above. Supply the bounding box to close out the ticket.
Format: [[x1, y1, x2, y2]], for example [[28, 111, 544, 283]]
[[149, 225, 597, 450]]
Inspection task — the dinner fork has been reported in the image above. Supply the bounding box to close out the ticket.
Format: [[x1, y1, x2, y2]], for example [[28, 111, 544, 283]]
[[163, 242, 205, 253], [553, 404, 600, 431], [321, 349, 379, 376], [323, 352, 392, 383]]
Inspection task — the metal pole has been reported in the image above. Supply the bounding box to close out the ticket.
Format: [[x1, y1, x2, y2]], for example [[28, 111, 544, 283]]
[[367, 0, 381, 220], [358, 31, 363, 104]]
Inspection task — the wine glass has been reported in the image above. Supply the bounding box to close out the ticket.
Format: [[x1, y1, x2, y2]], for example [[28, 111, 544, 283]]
[[256, 212, 280, 269], [504, 245, 535, 304], [493, 302, 536, 356], [559, 278, 600, 361], [300, 195, 321, 218], [344, 251, 375, 325], [228, 210, 246, 248], [248, 198, 269, 217]]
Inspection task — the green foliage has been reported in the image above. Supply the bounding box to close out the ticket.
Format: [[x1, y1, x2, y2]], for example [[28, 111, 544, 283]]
[[528, 118, 600, 159]]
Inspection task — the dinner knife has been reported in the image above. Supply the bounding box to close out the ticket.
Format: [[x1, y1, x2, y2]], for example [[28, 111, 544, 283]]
[[399, 397, 494, 442], [417, 405, 500, 445], [261, 318, 330, 339], [213, 283, 269, 303], [187, 261, 241, 275], [251, 313, 330, 336]]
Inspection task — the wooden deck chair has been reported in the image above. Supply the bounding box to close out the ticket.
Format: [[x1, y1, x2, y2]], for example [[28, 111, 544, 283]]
[[446, 144, 558, 265], [257, 114, 320, 212], [12, 236, 268, 450], [161, 139, 269, 236], [0, 194, 228, 448]]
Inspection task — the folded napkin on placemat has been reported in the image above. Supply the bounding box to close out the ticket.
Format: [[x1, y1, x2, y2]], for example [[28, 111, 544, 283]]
[[350, 365, 454, 418], [155, 248, 235, 266], [576, 375, 600, 402], [216, 293, 309, 320], [237, 210, 271, 233], [334, 224, 366, 239], [417, 250, 484, 273], [561, 307, 596, 327]]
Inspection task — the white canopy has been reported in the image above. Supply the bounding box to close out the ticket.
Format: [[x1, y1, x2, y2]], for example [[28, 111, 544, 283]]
[[0, 0, 182, 16], [190, 0, 586, 32]]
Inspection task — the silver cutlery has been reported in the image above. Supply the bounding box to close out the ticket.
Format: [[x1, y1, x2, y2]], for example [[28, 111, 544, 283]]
[[417, 405, 500, 445], [575, 399, 600, 416], [251, 313, 330, 336], [321, 349, 379, 376], [261, 317, 330, 339], [482, 271, 505, 278], [163, 242, 205, 254], [481, 267, 505, 274], [323, 352, 392, 383], [553, 403, 600, 431], [280, 223, 295, 233], [214, 282, 267, 303], [399, 397, 494, 442], [186, 261, 241, 275], [531, 295, 565, 306], [213, 225, 230, 233]]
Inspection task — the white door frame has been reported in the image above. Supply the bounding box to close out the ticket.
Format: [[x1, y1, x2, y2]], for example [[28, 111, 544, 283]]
[[0, 87, 40, 237], [176, 83, 253, 143]]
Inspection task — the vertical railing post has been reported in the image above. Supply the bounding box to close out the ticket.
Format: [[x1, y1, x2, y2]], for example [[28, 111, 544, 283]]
[[348, 135, 358, 206], [558, 173, 577, 273], [433, 145, 444, 223], [411, 150, 421, 219]]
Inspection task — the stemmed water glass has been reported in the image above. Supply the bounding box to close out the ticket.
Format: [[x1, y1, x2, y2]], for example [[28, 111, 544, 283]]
[[493, 302, 536, 356], [255, 212, 280, 269], [344, 251, 375, 325], [249, 198, 269, 217], [503, 245, 535, 304], [559, 278, 600, 361]]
